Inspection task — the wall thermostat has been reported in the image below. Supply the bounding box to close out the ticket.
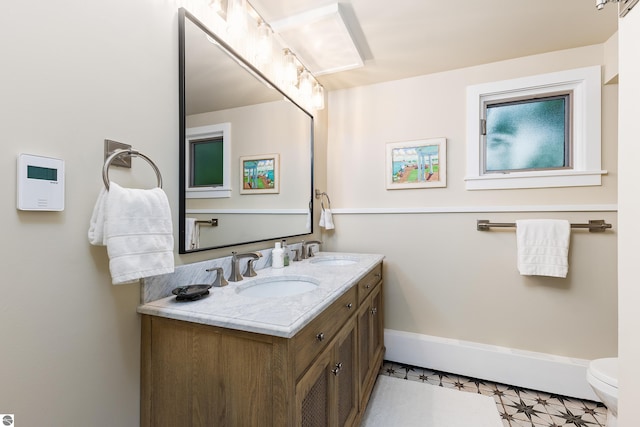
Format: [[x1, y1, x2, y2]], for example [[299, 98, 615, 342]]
[[17, 153, 65, 211]]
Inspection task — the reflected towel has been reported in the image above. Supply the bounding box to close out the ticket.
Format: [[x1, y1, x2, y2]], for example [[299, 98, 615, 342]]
[[516, 219, 570, 278], [88, 182, 174, 284], [185, 218, 200, 250], [323, 209, 335, 230]]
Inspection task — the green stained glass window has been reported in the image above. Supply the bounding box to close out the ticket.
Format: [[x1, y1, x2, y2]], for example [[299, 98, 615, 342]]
[[190, 137, 224, 187]]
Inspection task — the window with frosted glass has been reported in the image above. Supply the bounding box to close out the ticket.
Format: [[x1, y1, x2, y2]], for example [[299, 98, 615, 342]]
[[483, 94, 571, 173], [190, 137, 224, 187]]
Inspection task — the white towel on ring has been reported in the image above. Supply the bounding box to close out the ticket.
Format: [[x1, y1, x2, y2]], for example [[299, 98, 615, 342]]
[[516, 219, 570, 278], [88, 182, 174, 284]]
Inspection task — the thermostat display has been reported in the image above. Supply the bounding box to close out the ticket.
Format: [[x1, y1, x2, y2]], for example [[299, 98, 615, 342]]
[[17, 154, 65, 211]]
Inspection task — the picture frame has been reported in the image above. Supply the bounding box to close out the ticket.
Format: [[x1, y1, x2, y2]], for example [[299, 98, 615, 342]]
[[386, 138, 446, 190], [240, 154, 280, 194]]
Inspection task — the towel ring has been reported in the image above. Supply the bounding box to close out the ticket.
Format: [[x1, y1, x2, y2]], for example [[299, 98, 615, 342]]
[[321, 193, 331, 210], [102, 149, 163, 190]]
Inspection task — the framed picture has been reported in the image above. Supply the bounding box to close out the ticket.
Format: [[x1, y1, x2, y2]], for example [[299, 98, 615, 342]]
[[386, 138, 446, 190], [240, 154, 280, 194]]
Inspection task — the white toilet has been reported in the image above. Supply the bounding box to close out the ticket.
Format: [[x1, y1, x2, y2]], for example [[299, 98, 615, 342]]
[[586, 357, 618, 427]]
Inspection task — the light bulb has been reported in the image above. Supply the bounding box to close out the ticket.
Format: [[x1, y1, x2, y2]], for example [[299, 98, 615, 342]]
[[283, 49, 298, 86], [256, 21, 272, 64], [299, 70, 313, 97], [313, 83, 325, 110], [210, 0, 223, 14], [227, 0, 248, 36]]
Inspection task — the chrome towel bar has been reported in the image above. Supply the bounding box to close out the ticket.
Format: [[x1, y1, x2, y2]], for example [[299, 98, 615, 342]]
[[102, 149, 163, 190], [477, 219, 612, 232]]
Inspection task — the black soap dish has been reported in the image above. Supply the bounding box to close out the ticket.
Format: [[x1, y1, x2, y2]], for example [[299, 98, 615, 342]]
[[172, 284, 212, 302]]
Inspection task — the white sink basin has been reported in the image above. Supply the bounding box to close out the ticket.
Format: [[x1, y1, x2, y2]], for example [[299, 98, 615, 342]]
[[310, 256, 359, 266], [236, 276, 319, 298]]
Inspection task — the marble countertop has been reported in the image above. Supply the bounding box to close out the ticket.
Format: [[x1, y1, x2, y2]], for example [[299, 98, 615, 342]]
[[137, 252, 384, 338]]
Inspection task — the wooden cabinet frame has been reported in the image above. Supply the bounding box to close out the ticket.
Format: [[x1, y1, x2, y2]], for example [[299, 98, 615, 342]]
[[141, 262, 383, 427]]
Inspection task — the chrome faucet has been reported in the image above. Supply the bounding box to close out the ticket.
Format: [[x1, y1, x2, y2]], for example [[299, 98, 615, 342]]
[[290, 247, 301, 262], [229, 251, 263, 281], [301, 240, 322, 259], [205, 266, 228, 287]]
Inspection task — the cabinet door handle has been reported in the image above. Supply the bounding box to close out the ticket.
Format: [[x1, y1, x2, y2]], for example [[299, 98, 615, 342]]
[[364, 284, 371, 289], [346, 303, 353, 310], [370, 307, 378, 315], [332, 362, 343, 375], [374, 273, 381, 278], [316, 332, 325, 342]]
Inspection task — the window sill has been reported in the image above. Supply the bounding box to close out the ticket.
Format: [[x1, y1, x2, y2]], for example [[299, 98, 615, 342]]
[[185, 187, 232, 199], [464, 169, 607, 190]]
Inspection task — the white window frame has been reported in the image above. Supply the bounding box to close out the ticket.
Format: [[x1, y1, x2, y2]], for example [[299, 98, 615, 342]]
[[185, 123, 231, 198], [465, 66, 606, 190]]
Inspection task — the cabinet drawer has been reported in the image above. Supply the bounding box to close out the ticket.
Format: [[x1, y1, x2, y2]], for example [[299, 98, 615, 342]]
[[357, 263, 382, 304], [294, 286, 357, 378]]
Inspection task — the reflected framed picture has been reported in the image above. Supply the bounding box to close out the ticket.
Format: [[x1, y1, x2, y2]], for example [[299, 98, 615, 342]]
[[386, 138, 446, 190], [240, 154, 279, 194]]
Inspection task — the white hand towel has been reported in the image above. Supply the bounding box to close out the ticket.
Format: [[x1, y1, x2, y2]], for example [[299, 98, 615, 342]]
[[323, 208, 335, 230], [319, 209, 326, 227], [185, 218, 200, 250], [88, 187, 108, 245], [89, 182, 174, 284], [516, 219, 570, 278]]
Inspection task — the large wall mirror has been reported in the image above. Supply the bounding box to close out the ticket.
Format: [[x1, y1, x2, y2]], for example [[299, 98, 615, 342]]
[[179, 8, 314, 253]]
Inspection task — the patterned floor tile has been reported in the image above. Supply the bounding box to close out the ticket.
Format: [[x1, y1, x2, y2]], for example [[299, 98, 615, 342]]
[[380, 361, 608, 427]]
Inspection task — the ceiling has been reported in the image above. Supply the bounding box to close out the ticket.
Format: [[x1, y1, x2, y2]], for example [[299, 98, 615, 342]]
[[250, 0, 619, 91]]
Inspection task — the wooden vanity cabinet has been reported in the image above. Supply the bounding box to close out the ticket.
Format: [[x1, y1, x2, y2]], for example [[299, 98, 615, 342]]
[[140, 262, 383, 427], [357, 279, 384, 415], [295, 316, 358, 427]]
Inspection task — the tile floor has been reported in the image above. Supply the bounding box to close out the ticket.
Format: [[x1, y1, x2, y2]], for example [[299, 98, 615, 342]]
[[380, 361, 608, 427]]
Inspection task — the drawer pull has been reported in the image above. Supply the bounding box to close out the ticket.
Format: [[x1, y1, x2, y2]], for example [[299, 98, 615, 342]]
[[316, 332, 325, 342], [370, 307, 378, 316], [364, 284, 371, 289], [346, 303, 353, 309], [375, 273, 381, 278], [332, 362, 343, 375]]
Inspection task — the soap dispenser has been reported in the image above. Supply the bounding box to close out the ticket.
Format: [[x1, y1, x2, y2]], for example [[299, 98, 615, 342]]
[[281, 239, 290, 266], [272, 242, 284, 269]]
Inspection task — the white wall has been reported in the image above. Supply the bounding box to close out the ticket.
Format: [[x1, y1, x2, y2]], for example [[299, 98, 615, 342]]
[[617, 6, 640, 425], [0, 1, 177, 426], [325, 45, 618, 360], [0, 2, 324, 425]]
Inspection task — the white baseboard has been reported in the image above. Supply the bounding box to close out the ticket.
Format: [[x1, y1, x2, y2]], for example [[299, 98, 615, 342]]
[[384, 329, 599, 401]]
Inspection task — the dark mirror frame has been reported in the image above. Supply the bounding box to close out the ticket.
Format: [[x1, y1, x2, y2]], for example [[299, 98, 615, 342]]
[[178, 8, 314, 254]]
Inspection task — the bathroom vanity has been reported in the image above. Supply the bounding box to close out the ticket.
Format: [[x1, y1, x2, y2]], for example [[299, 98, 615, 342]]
[[138, 253, 384, 427]]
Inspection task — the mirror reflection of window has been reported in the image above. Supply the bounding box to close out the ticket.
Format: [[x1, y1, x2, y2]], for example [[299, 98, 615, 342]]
[[484, 94, 571, 173], [191, 138, 224, 187]]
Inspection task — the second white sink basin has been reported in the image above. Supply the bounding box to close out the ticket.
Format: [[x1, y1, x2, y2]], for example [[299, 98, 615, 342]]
[[310, 256, 359, 266], [236, 276, 319, 298]]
